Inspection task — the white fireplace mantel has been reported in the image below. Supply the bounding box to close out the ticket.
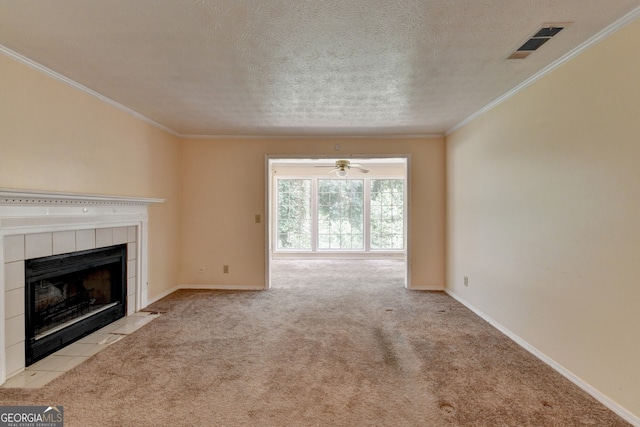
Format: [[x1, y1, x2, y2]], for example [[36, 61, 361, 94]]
[[0, 188, 164, 205], [0, 188, 164, 384]]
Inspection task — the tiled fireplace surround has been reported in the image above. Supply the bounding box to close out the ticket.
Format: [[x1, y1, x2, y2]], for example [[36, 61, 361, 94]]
[[0, 189, 162, 385]]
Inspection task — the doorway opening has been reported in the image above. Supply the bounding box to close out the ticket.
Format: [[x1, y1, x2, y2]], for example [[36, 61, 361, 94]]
[[265, 156, 410, 289]]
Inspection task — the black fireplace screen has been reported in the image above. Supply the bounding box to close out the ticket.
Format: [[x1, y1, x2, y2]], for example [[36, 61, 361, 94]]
[[33, 264, 116, 337], [25, 244, 127, 365]]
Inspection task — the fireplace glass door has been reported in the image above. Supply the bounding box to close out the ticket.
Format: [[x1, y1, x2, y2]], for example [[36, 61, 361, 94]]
[[25, 245, 127, 365]]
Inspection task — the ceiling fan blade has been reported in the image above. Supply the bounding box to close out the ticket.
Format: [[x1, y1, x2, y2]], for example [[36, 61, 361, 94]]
[[351, 166, 370, 174], [314, 165, 336, 168], [327, 168, 340, 174]]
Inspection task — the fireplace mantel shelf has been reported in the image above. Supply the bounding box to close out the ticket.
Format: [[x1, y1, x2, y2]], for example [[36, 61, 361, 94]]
[[0, 189, 164, 207]]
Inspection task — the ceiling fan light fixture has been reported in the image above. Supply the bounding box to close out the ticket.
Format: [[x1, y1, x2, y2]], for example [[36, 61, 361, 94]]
[[314, 159, 369, 176]]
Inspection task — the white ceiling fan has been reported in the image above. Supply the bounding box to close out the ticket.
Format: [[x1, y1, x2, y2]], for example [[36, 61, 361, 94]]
[[315, 160, 370, 177]]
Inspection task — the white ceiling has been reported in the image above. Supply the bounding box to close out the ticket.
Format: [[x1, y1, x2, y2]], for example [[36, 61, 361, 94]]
[[1, 1, 639, 138]]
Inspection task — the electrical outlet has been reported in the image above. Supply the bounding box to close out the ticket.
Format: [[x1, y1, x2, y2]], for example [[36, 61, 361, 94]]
[[198, 267, 204, 275], [223, 265, 229, 274], [255, 214, 261, 224], [464, 276, 469, 286]]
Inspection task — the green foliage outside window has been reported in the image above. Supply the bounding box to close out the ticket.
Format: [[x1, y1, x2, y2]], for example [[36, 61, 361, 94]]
[[370, 179, 404, 249], [276, 178, 404, 251], [318, 180, 364, 249], [277, 179, 312, 249]]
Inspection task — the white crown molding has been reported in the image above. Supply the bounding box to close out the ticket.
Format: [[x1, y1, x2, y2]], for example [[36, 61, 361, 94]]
[[180, 133, 445, 140], [0, 45, 181, 138], [0, 188, 164, 206], [447, 5, 640, 136]]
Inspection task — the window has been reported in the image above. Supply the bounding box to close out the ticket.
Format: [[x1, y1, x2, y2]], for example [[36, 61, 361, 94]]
[[318, 180, 364, 249], [275, 177, 405, 253], [277, 179, 312, 250], [370, 179, 404, 250]]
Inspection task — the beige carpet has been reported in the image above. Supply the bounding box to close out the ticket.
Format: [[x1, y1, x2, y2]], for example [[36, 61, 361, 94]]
[[270, 258, 406, 288], [0, 260, 629, 426]]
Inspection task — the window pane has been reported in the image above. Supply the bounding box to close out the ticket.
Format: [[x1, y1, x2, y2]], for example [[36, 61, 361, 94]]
[[370, 179, 404, 250], [276, 179, 312, 250], [317, 179, 364, 250]]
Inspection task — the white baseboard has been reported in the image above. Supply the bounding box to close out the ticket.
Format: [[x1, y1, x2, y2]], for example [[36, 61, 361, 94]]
[[178, 284, 266, 291], [145, 284, 265, 306], [145, 286, 180, 306], [408, 285, 444, 291], [445, 289, 640, 427]]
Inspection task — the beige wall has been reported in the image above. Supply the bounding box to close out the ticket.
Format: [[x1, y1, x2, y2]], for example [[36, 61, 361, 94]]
[[0, 54, 182, 301], [179, 137, 445, 289], [0, 51, 445, 297], [447, 19, 640, 418]]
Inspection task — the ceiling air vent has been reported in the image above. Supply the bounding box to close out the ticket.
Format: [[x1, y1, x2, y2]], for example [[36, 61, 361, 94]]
[[507, 24, 569, 59]]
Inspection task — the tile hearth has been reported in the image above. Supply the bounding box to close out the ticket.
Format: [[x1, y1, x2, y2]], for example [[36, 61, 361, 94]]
[[1, 311, 159, 388]]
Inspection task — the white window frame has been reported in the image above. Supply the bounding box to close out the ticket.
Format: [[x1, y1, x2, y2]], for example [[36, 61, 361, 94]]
[[368, 178, 405, 251], [273, 174, 406, 257], [275, 178, 313, 251]]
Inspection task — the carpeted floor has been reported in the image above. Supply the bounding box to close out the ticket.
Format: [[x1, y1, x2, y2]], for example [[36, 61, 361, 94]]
[[270, 258, 406, 288], [0, 260, 629, 426]]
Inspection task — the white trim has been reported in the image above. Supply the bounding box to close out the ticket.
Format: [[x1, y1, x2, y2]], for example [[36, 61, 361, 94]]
[[146, 286, 181, 306], [0, 45, 181, 138], [364, 179, 371, 252], [0, 188, 164, 206], [408, 285, 443, 291], [404, 155, 412, 289], [147, 284, 268, 306], [445, 289, 640, 426], [140, 283, 269, 309], [272, 252, 405, 260], [447, 5, 640, 136], [178, 284, 266, 291], [181, 133, 445, 140], [265, 156, 272, 289], [311, 178, 318, 251], [0, 245, 5, 385], [137, 220, 149, 309]]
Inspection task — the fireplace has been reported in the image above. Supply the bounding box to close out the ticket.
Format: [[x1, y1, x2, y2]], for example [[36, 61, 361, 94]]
[[25, 244, 127, 365], [0, 189, 161, 384]]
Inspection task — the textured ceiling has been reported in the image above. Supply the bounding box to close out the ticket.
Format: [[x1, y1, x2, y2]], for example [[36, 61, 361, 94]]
[[0, 1, 639, 137]]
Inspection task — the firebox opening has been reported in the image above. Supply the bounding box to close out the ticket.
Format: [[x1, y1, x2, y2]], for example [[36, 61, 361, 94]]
[[25, 244, 127, 365]]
